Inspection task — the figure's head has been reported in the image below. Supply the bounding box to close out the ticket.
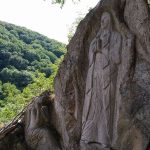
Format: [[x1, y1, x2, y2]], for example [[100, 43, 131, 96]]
[[101, 12, 112, 30]]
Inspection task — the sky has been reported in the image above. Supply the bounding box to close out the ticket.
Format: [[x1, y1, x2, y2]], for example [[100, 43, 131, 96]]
[[0, 0, 99, 44]]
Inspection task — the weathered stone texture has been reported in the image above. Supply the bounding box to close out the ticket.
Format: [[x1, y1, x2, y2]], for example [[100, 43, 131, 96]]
[[0, 0, 150, 149]]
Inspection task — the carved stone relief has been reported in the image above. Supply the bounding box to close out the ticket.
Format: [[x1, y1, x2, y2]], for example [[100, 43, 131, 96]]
[[81, 12, 122, 149], [1, 0, 150, 149]]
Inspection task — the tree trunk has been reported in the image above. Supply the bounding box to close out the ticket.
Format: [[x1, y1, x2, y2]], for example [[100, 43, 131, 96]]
[[0, 0, 150, 149]]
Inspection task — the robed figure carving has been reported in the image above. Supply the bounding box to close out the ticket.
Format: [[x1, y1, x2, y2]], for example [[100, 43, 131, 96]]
[[81, 12, 122, 148]]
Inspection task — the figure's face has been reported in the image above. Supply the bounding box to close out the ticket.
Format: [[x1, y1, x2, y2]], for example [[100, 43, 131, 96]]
[[101, 12, 111, 30]]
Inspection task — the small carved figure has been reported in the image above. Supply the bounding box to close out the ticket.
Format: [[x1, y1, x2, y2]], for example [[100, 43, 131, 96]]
[[25, 97, 61, 150], [81, 12, 122, 149]]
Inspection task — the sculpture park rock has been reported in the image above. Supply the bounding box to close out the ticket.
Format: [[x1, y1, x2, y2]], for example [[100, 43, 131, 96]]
[[0, 0, 150, 149]]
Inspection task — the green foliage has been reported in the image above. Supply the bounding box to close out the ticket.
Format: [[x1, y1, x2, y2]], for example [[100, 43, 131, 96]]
[[0, 21, 66, 89], [52, 0, 66, 6], [0, 21, 66, 125], [0, 68, 34, 89], [52, 0, 80, 5], [0, 58, 63, 124]]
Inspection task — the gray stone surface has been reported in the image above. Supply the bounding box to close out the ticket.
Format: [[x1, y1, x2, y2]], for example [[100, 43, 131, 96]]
[[0, 0, 150, 149], [81, 12, 122, 147], [24, 94, 61, 150], [53, 0, 150, 149]]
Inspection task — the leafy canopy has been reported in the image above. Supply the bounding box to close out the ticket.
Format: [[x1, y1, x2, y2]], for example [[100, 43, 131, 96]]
[[52, 0, 80, 6], [0, 21, 66, 126], [0, 21, 66, 89]]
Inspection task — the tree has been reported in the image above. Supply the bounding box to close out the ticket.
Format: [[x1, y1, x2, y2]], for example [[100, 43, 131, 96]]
[[0, 21, 66, 90], [52, 0, 80, 7]]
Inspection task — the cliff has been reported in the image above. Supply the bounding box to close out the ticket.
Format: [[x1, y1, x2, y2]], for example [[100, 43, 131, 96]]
[[0, 0, 150, 149]]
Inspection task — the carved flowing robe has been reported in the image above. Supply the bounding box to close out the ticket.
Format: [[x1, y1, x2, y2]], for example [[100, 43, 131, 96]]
[[81, 28, 121, 147]]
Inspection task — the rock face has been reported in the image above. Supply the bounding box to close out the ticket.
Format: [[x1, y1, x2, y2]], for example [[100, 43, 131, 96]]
[[53, 0, 150, 149], [0, 0, 150, 149], [24, 92, 61, 150]]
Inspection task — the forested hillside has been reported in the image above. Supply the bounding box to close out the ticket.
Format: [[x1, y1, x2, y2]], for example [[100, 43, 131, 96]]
[[0, 21, 66, 125]]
